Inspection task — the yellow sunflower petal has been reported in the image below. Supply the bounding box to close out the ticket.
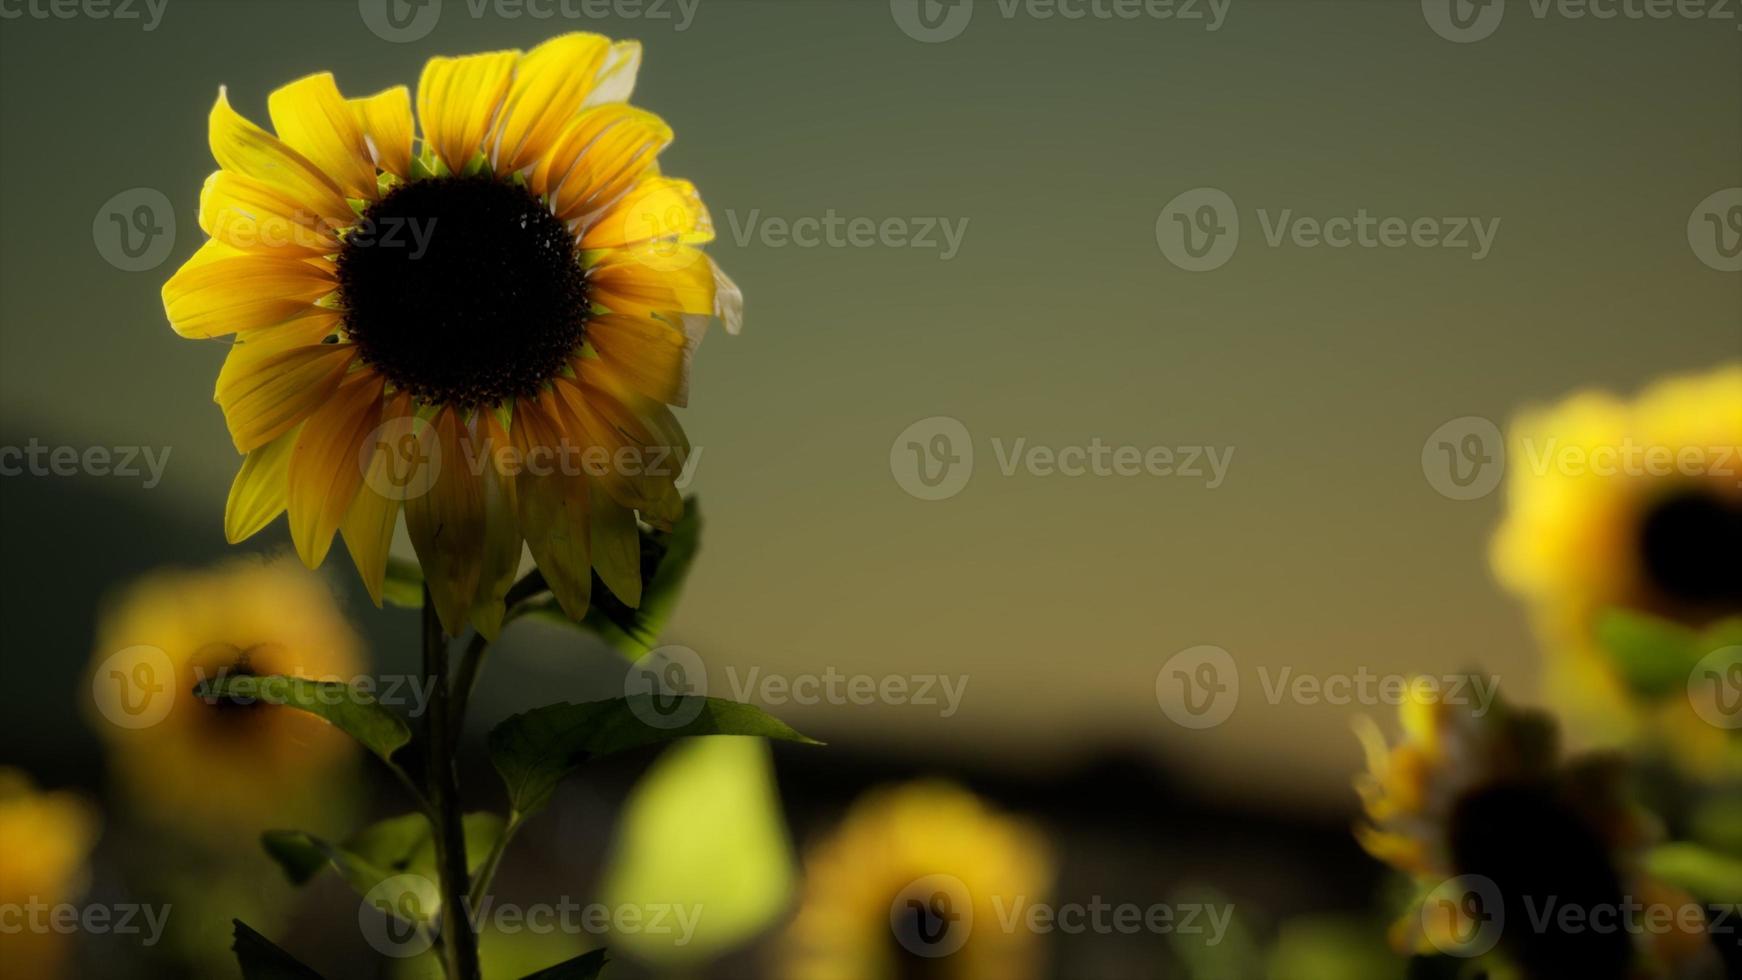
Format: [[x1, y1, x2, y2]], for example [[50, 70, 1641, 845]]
[[580, 176, 714, 253], [417, 50, 519, 174], [224, 425, 300, 543], [162, 241, 335, 339], [200, 170, 341, 256], [268, 72, 379, 201], [217, 341, 357, 453], [286, 371, 387, 568], [350, 86, 414, 182], [342, 391, 414, 606], [214, 312, 341, 401], [587, 312, 691, 407], [491, 32, 612, 175], [583, 40, 642, 109], [470, 412, 524, 641], [587, 242, 715, 321], [553, 372, 684, 524], [405, 408, 487, 636], [509, 394, 592, 620], [531, 105, 671, 223], [208, 87, 351, 223], [589, 483, 642, 607]]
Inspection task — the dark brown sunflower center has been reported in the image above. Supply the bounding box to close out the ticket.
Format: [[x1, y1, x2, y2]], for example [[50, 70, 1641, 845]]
[[1636, 489, 1742, 608], [336, 176, 590, 408]]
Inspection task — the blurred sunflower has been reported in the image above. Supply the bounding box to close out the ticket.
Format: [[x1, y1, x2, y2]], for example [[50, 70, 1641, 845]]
[[1490, 364, 1742, 760], [782, 782, 1053, 980], [1354, 685, 1717, 979], [161, 32, 740, 637], [85, 558, 363, 831], [0, 770, 99, 979]]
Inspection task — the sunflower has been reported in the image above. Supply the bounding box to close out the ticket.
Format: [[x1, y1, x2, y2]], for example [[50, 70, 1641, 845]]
[[1354, 686, 1715, 979], [161, 33, 740, 637], [1489, 365, 1742, 759], [782, 782, 1053, 980], [0, 770, 99, 980], [84, 558, 363, 830]]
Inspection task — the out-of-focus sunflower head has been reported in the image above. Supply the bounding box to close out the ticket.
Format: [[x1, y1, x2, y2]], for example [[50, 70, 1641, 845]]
[[84, 557, 364, 832], [160, 32, 740, 642], [0, 769, 99, 979], [1353, 682, 1714, 978], [1490, 364, 1742, 756], [782, 781, 1054, 980]]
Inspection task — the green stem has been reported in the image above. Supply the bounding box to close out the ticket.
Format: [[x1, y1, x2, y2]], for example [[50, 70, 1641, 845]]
[[422, 587, 482, 980], [467, 811, 524, 911], [449, 630, 490, 732]]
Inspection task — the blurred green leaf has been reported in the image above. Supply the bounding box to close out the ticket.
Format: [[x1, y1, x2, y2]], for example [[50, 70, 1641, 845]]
[[1595, 609, 1702, 698], [598, 738, 794, 966], [1645, 842, 1742, 903], [520, 949, 608, 979], [383, 558, 425, 609], [232, 919, 324, 979], [1166, 886, 1263, 980], [194, 674, 411, 763], [489, 696, 818, 818], [1690, 795, 1742, 856], [1264, 913, 1403, 980], [509, 501, 702, 654], [265, 812, 505, 888]]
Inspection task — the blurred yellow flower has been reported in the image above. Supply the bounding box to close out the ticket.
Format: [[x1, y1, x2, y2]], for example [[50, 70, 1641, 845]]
[[84, 557, 363, 831], [1490, 364, 1742, 758], [782, 782, 1053, 980], [0, 769, 99, 979], [1354, 686, 1714, 978]]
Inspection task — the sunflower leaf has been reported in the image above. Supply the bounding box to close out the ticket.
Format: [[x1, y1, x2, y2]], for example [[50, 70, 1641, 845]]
[[193, 674, 411, 763], [232, 919, 325, 979], [263, 812, 505, 894], [519, 949, 609, 979], [488, 696, 819, 819]]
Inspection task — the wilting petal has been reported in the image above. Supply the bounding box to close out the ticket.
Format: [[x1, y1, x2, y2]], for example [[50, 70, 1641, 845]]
[[582, 40, 642, 109], [218, 341, 357, 453], [342, 391, 414, 606], [469, 412, 524, 640], [163, 240, 335, 339], [208, 87, 351, 223], [509, 394, 592, 620], [350, 85, 414, 181], [417, 50, 518, 174], [405, 407, 487, 635], [590, 482, 642, 607], [287, 371, 387, 568], [268, 72, 379, 200], [491, 33, 612, 175], [225, 425, 299, 543]]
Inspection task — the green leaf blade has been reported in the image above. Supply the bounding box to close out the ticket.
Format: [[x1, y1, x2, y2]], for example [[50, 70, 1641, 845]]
[[194, 674, 411, 763]]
